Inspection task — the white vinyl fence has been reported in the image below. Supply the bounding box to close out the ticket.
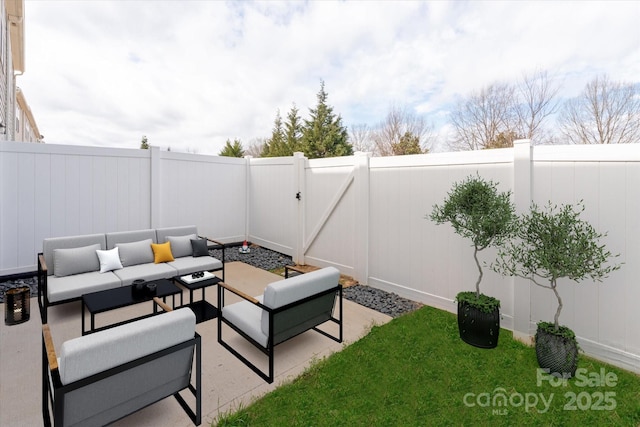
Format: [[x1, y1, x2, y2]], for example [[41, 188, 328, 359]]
[[1, 140, 638, 373], [0, 142, 247, 276]]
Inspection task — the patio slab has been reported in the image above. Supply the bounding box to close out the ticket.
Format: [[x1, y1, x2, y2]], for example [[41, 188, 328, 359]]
[[0, 261, 391, 426]]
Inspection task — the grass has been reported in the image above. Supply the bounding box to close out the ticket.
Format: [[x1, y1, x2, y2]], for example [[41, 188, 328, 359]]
[[214, 305, 640, 426]]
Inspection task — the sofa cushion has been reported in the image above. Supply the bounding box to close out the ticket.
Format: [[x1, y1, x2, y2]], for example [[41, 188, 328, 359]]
[[151, 242, 175, 263], [156, 226, 198, 245], [43, 234, 106, 277], [106, 229, 157, 249], [112, 262, 177, 287], [166, 234, 197, 258], [168, 256, 222, 276], [96, 247, 123, 273], [47, 271, 121, 303], [58, 308, 196, 385], [116, 239, 154, 267], [191, 238, 209, 257], [54, 244, 101, 277]]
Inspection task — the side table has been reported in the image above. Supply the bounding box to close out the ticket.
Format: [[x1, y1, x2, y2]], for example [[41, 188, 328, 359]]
[[174, 272, 220, 323]]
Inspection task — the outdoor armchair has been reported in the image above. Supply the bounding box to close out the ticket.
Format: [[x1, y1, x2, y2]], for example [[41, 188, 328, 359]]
[[217, 266, 343, 383], [42, 305, 202, 426]]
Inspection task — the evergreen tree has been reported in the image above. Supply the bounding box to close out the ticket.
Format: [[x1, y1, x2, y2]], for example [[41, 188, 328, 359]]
[[140, 135, 149, 149], [301, 81, 352, 158], [284, 104, 303, 153], [219, 138, 245, 157], [392, 131, 424, 155], [262, 110, 288, 157]]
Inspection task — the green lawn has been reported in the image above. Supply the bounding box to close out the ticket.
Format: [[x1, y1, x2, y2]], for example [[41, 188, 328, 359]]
[[214, 305, 640, 426]]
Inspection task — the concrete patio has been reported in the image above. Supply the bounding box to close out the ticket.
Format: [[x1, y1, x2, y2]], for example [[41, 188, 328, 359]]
[[0, 261, 391, 426]]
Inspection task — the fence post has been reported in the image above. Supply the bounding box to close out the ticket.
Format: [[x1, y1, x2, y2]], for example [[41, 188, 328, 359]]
[[293, 152, 306, 265], [512, 139, 533, 344], [150, 146, 161, 229], [354, 152, 371, 284], [244, 155, 252, 242]]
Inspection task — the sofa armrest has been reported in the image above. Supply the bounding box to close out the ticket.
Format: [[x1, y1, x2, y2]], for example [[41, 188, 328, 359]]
[[219, 282, 261, 306], [199, 235, 224, 247], [38, 253, 48, 274], [38, 253, 49, 323]]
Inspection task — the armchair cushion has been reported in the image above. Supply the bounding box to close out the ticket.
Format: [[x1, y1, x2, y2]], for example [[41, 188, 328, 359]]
[[261, 267, 340, 336], [53, 244, 101, 277], [222, 296, 268, 346], [58, 308, 196, 385]]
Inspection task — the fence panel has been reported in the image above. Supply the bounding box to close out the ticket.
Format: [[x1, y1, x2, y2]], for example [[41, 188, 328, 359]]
[[368, 150, 515, 327], [158, 151, 246, 241], [247, 156, 297, 256], [303, 156, 357, 274]]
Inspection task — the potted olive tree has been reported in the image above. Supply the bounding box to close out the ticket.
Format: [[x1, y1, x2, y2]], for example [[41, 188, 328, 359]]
[[429, 174, 516, 348], [492, 202, 621, 377]]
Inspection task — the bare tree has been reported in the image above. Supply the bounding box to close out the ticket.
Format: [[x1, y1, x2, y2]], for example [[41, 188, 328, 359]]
[[449, 83, 517, 151], [558, 75, 640, 144], [515, 70, 560, 144], [370, 105, 434, 156], [349, 123, 374, 153], [245, 137, 267, 157]]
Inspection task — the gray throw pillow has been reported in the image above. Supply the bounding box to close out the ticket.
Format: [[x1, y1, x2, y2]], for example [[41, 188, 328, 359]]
[[166, 234, 197, 258], [191, 238, 209, 257], [116, 239, 154, 267], [54, 244, 101, 277]]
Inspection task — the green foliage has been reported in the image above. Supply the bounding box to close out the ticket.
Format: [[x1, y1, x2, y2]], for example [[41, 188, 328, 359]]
[[301, 81, 353, 159], [430, 174, 516, 296], [140, 135, 149, 149], [262, 106, 304, 157], [219, 139, 245, 157], [493, 201, 622, 330], [392, 131, 424, 155], [484, 130, 519, 149], [537, 321, 577, 343], [213, 305, 640, 426], [456, 291, 500, 314]]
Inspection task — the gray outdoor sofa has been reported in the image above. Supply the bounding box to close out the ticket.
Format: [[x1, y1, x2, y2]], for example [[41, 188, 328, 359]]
[[42, 306, 201, 426], [37, 225, 225, 322]]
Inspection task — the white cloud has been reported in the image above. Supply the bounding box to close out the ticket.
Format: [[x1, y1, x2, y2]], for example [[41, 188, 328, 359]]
[[18, 0, 640, 154]]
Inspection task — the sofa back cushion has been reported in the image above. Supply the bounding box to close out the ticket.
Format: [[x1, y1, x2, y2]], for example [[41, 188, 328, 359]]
[[53, 244, 101, 277], [166, 234, 198, 258], [156, 226, 198, 244], [116, 239, 154, 267], [58, 308, 196, 385], [106, 229, 157, 249], [43, 234, 106, 277], [261, 267, 340, 341]]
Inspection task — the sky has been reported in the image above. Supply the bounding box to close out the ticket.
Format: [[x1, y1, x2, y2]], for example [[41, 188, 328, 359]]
[[18, 0, 640, 155]]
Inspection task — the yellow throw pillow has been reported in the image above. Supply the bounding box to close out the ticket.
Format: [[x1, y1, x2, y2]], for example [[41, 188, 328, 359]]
[[151, 241, 174, 263]]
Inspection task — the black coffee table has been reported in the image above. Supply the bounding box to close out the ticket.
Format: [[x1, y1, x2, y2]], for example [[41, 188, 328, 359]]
[[81, 279, 182, 335], [174, 272, 220, 323]]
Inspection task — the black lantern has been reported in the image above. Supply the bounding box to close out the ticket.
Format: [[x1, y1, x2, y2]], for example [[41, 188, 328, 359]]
[[4, 287, 30, 325]]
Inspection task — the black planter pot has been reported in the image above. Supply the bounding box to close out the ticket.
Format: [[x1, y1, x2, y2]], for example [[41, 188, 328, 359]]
[[535, 325, 579, 378], [457, 300, 500, 349]]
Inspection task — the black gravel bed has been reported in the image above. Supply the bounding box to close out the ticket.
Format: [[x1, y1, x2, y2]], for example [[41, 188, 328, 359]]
[[0, 246, 421, 317]]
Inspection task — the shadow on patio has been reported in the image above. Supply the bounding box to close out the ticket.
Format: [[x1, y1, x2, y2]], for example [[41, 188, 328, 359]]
[[0, 261, 391, 426]]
